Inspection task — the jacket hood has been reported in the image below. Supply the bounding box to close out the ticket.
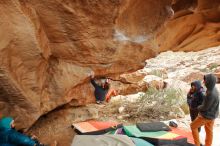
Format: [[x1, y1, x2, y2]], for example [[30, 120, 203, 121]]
[[0, 117, 13, 130], [191, 80, 202, 92], [204, 74, 217, 90]]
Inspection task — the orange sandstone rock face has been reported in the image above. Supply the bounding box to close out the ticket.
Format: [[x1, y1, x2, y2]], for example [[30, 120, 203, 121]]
[[157, 0, 220, 52], [0, 0, 172, 129], [1, 0, 220, 129]]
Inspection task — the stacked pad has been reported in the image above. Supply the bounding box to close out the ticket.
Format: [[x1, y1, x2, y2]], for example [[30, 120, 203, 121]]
[[72, 120, 194, 146], [170, 127, 194, 145], [71, 135, 135, 146], [123, 125, 188, 145], [136, 122, 171, 132], [72, 120, 122, 135]]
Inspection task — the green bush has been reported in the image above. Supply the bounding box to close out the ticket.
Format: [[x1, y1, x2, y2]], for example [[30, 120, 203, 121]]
[[209, 63, 219, 70], [139, 87, 184, 106], [198, 68, 209, 73], [198, 63, 219, 73], [125, 87, 186, 121], [150, 70, 164, 78]]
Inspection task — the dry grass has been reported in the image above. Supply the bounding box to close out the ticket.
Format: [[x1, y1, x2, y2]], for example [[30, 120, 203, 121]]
[[124, 88, 185, 121], [100, 87, 187, 123]]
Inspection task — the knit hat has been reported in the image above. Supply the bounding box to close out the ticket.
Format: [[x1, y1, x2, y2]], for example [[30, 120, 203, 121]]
[[0, 117, 13, 130]]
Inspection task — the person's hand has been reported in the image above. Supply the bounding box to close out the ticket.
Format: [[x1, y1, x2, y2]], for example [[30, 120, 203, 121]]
[[31, 135, 37, 140], [189, 88, 194, 93], [187, 92, 192, 98], [89, 71, 95, 79], [88, 71, 95, 79]]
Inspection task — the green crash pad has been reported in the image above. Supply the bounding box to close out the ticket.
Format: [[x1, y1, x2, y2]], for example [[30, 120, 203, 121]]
[[124, 125, 182, 139], [123, 125, 188, 145]]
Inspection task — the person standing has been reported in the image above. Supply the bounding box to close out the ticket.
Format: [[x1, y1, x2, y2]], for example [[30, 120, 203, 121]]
[[187, 80, 204, 132], [190, 74, 219, 146]]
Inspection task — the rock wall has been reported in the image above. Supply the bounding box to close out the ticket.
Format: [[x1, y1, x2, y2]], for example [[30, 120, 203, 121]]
[[0, 0, 172, 129], [157, 0, 220, 52], [0, 0, 220, 129]]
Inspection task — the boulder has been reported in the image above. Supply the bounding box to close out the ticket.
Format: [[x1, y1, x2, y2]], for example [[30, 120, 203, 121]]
[[168, 69, 204, 83], [110, 80, 148, 95], [181, 71, 204, 83], [164, 78, 190, 93], [1, 0, 220, 130], [119, 71, 146, 84], [144, 75, 166, 90], [156, 0, 220, 52], [0, 0, 172, 129]]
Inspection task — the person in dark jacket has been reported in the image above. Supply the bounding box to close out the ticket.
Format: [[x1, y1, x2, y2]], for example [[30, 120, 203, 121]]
[[90, 74, 117, 104], [190, 74, 219, 146], [0, 117, 42, 146], [187, 80, 204, 132]]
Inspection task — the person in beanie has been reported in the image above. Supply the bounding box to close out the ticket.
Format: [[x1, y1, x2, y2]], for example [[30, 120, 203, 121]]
[[0, 117, 43, 146], [187, 80, 204, 132], [190, 74, 219, 146]]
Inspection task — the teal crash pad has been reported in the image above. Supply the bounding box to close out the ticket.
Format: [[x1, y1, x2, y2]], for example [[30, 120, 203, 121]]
[[131, 137, 154, 146], [123, 125, 168, 138]]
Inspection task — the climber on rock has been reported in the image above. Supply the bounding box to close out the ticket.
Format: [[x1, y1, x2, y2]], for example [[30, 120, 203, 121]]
[[0, 117, 45, 146], [89, 72, 117, 104]]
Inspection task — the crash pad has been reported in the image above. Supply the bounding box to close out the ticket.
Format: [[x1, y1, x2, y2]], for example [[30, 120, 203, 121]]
[[71, 135, 135, 146], [72, 120, 122, 135], [131, 137, 154, 146], [136, 122, 171, 132], [123, 125, 188, 145]]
